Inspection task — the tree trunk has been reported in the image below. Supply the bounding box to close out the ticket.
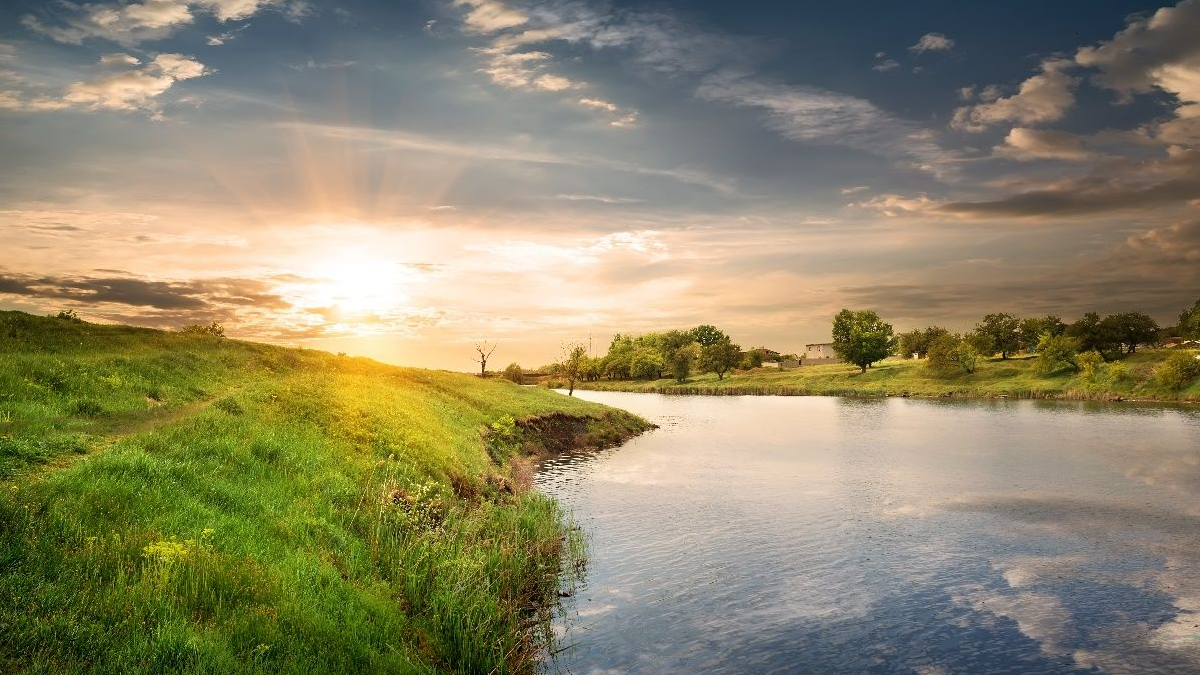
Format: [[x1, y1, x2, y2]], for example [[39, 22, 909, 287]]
[[860, 364, 867, 373]]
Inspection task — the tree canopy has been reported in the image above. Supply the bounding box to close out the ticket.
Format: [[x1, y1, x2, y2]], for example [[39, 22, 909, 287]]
[[831, 309, 895, 373]]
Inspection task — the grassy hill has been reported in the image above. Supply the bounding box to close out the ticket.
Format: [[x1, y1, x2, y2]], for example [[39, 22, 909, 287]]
[[0, 311, 649, 675], [572, 350, 1200, 401]]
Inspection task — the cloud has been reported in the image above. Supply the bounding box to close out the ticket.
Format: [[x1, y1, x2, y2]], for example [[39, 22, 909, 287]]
[[0, 53, 208, 118], [1074, 0, 1200, 146], [206, 22, 251, 45], [453, 0, 528, 34], [696, 74, 959, 178], [872, 59, 900, 73], [0, 270, 291, 311], [952, 58, 1076, 131], [992, 127, 1095, 161], [553, 193, 644, 204], [909, 32, 955, 53], [21, 0, 300, 46], [840, 185, 870, 195]]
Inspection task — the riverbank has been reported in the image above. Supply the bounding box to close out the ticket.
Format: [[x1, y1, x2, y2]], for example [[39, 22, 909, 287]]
[[570, 349, 1200, 402], [0, 310, 650, 674]]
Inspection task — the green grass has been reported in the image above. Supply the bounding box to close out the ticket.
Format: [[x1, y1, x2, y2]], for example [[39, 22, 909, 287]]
[[573, 350, 1200, 401], [0, 311, 648, 674]]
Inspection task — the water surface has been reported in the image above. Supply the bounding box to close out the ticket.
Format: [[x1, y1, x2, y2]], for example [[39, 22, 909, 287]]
[[537, 393, 1200, 675]]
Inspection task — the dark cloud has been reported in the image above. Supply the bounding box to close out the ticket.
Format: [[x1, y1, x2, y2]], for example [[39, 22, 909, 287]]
[[935, 173, 1200, 218], [0, 270, 292, 312]]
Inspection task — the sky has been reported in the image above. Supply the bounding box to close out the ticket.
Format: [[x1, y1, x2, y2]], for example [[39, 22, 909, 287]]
[[1, 0, 1199, 370]]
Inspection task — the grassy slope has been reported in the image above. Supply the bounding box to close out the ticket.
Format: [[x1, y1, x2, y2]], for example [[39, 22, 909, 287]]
[[0, 311, 648, 675], [575, 350, 1200, 401]]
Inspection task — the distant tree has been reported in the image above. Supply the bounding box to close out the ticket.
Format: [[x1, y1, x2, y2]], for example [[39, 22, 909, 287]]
[[741, 349, 763, 369], [1066, 313, 1121, 361], [502, 362, 523, 384], [1105, 312, 1159, 353], [699, 337, 741, 380], [181, 321, 225, 337], [54, 309, 82, 323], [1077, 350, 1104, 381], [973, 313, 1021, 359], [1153, 350, 1200, 390], [472, 341, 497, 378], [581, 356, 603, 382], [1180, 298, 1200, 339], [630, 347, 664, 380], [1036, 333, 1082, 374], [1019, 315, 1065, 353], [831, 309, 896, 374], [897, 326, 949, 359], [660, 329, 699, 382], [560, 344, 588, 396], [689, 324, 728, 347], [926, 333, 978, 375]]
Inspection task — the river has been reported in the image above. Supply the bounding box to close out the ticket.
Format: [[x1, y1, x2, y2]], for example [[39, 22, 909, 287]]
[[536, 392, 1200, 675]]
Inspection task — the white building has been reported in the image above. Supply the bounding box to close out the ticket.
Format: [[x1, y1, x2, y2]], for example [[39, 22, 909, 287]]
[[804, 343, 838, 360]]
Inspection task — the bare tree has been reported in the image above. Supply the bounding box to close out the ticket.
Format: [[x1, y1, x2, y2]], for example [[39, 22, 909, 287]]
[[473, 341, 497, 378], [561, 343, 587, 396]]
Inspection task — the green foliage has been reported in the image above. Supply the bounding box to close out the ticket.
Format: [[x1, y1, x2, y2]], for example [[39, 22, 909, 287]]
[[1153, 350, 1200, 390], [54, 308, 83, 322], [1035, 333, 1082, 374], [926, 333, 979, 375], [689, 324, 728, 347], [629, 347, 664, 380], [1180, 298, 1200, 340], [0, 310, 645, 675], [180, 321, 226, 338], [741, 349, 764, 369], [896, 326, 949, 359], [1077, 350, 1104, 380], [1020, 315, 1065, 352], [973, 313, 1021, 359], [1106, 311, 1159, 353], [502, 362, 524, 384], [699, 337, 742, 380], [831, 309, 895, 373], [1067, 312, 1121, 360], [559, 344, 588, 395]]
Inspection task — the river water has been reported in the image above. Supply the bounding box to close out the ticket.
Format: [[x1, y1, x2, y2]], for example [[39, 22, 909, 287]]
[[536, 392, 1200, 675]]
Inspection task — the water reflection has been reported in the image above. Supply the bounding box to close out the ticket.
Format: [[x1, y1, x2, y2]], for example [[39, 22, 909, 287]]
[[538, 393, 1200, 675]]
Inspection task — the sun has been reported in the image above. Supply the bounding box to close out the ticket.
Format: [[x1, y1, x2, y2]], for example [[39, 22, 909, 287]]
[[308, 253, 411, 317]]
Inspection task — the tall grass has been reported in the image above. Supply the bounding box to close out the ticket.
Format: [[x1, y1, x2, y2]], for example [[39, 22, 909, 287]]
[[0, 311, 645, 674]]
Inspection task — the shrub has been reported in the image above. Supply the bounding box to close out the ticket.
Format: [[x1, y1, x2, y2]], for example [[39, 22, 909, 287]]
[[926, 334, 979, 375], [1036, 333, 1082, 374], [213, 396, 244, 415], [502, 362, 523, 384], [54, 309, 82, 322], [1153, 351, 1200, 390], [1105, 361, 1131, 383], [69, 399, 106, 417], [1076, 350, 1104, 381], [180, 321, 225, 337]]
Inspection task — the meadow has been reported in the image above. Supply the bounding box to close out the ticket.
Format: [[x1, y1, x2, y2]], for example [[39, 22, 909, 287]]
[[0, 311, 648, 674], [571, 350, 1200, 401]]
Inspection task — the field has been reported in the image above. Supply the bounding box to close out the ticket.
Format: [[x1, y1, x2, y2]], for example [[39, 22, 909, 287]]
[[0, 311, 648, 675], [572, 350, 1200, 401]]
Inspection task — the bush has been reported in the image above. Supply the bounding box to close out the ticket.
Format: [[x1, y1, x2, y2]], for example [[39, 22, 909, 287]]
[[180, 321, 225, 337], [1076, 350, 1104, 381], [55, 309, 83, 322], [502, 363, 523, 384], [1036, 333, 1082, 374], [213, 396, 244, 415], [1153, 351, 1200, 390], [1105, 361, 1131, 383], [926, 334, 979, 375]]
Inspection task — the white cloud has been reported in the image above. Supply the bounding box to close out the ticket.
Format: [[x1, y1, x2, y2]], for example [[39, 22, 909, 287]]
[[532, 73, 575, 91], [21, 0, 299, 46], [872, 59, 900, 73], [453, 0, 528, 35], [2, 53, 208, 118], [993, 127, 1095, 161], [696, 73, 959, 178], [840, 185, 870, 194], [910, 32, 955, 53], [951, 58, 1076, 131]]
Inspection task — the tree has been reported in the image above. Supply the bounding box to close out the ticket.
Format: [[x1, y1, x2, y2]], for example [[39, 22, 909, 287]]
[[181, 321, 225, 337], [1105, 312, 1159, 353], [1066, 313, 1121, 360], [1153, 350, 1200, 390], [1036, 333, 1082, 374], [831, 309, 895, 374], [741, 349, 763, 369], [473, 341, 497, 378], [926, 333, 978, 375], [660, 329, 699, 383], [560, 344, 587, 396], [973, 313, 1021, 359], [897, 326, 949, 359], [689, 324, 728, 347], [1180, 298, 1200, 339], [699, 337, 741, 380], [630, 347, 664, 380], [1019, 315, 1065, 353], [502, 362, 523, 384]]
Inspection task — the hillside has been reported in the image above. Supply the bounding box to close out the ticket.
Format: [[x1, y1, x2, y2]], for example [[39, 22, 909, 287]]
[[571, 350, 1200, 401], [0, 311, 649, 675]]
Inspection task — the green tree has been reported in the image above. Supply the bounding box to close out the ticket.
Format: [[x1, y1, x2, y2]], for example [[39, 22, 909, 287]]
[[689, 324, 728, 347], [1077, 350, 1104, 381], [699, 337, 741, 380], [1180, 298, 1200, 339], [1066, 313, 1121, 360], [831, 309, 896, 373], [926, 333, 978, 375], [502, 362, 523, 384], [1019, 315, 1065, 352], [181, 321, 225, 338], [897, 326, 949, 359], [1104, 312, 1159, 353], [1036, 333, 1082, 374], [630, 347, 664, 380], [973, 313, 1021, 359], [741, 349, 764, 369]]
